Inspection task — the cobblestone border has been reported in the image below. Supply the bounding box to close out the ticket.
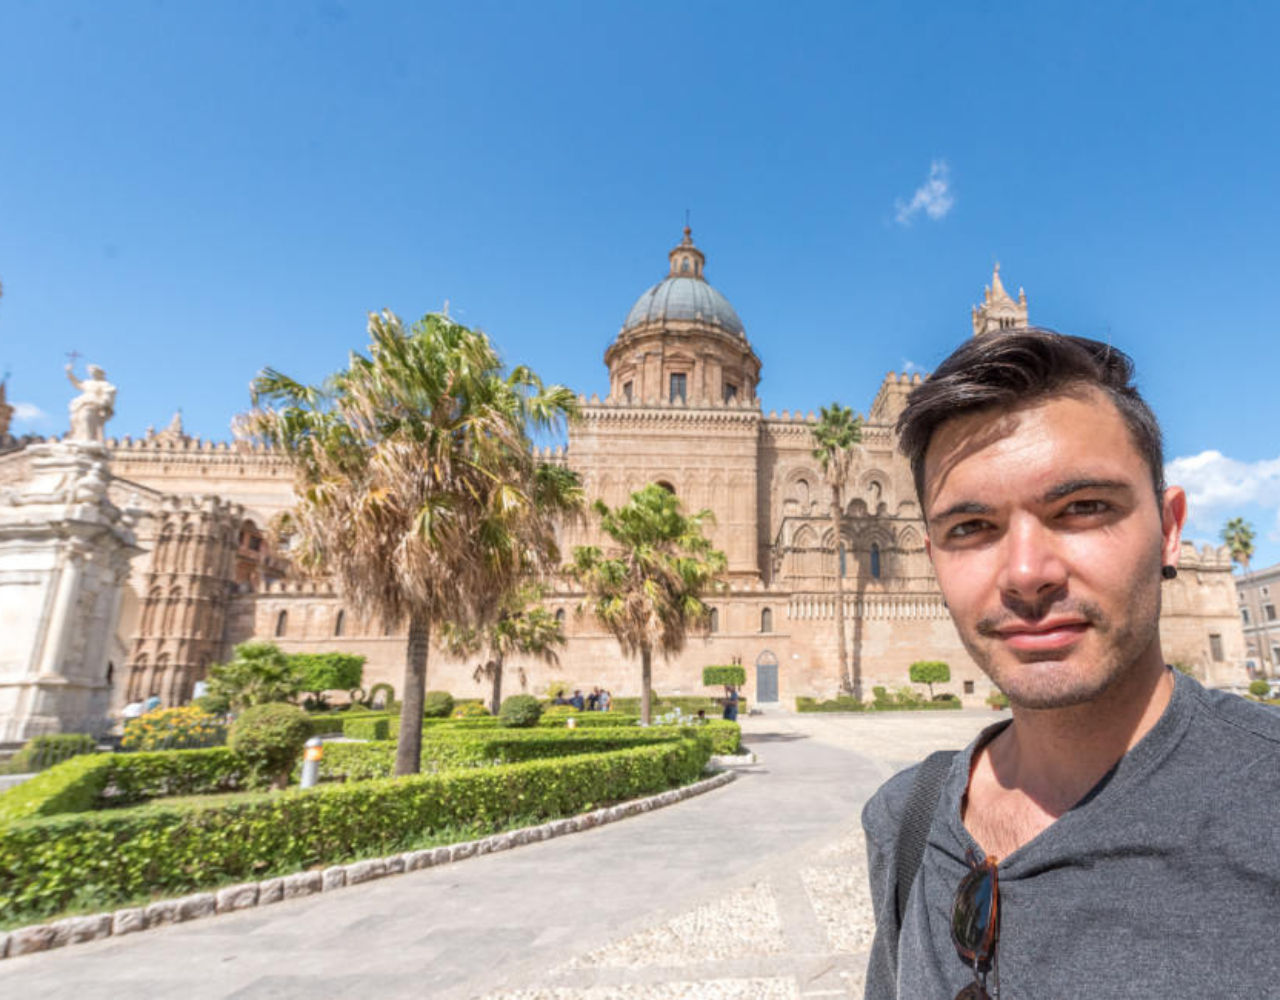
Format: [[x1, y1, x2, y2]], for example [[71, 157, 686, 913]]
[[0, 768, 738, 961]]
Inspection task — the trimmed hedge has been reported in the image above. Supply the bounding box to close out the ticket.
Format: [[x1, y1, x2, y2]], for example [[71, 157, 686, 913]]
[[0, 739, 710, 922], [796, 696, 867, 713], [0, 749, 248, 825], [5, 733, 97, 774], [343, 716, 391, 741], [305, 710, 394, 737]]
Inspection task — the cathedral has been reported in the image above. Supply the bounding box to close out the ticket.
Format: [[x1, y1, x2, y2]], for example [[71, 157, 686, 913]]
[[0, 231, 1246, 735]]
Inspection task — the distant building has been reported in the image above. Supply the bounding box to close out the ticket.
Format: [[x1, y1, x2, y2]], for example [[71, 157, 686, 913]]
[[1233, 561, 1280, 676], [0, 232, 1250, 733]]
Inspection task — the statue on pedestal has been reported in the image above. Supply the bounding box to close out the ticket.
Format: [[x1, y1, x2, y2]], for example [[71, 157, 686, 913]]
[[65, 364, 116, 443]]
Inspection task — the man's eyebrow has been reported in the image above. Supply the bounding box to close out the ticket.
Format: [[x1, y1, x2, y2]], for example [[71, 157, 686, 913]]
[[1040, 478, 1132, 503], [928, 500, 993, 523]]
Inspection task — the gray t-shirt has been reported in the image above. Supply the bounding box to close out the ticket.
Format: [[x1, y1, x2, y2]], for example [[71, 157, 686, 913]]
[[862, 670, 1280, 998]]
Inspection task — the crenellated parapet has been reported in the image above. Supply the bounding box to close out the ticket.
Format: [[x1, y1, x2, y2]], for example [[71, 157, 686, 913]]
[[868, 370, 924, 426]]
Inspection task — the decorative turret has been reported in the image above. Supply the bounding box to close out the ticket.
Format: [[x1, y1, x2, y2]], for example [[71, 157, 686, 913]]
[[971, 263, 1029, 336], [605, 228, 761, 405]]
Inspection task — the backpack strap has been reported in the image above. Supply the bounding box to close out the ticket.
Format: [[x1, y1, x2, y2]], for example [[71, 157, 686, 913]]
[[893, 749, 958, 942]]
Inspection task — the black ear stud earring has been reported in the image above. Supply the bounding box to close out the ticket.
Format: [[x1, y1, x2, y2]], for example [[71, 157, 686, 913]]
[[1161, 565, 1178, 580]]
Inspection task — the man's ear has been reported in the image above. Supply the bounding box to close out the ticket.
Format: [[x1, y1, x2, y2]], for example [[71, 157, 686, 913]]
[[1161, 486, 1187, 569]]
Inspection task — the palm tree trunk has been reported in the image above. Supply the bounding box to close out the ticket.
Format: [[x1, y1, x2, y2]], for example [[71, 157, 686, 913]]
[[640, 646, 653, 725], [490, 655, 503, 716], [831, 485, 852, 696], [395, 611, 429, 776]]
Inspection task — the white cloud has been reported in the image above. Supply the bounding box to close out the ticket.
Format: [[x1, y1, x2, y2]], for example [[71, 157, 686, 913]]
[[895, 160, 954, 225], [1166, 449, 1280, 543], [10, 402, 46, 423], [901, 358, 922, 375]]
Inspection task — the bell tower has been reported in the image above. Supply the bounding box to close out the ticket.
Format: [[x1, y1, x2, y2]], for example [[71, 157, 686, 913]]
[[971, 263, 1028, 335]]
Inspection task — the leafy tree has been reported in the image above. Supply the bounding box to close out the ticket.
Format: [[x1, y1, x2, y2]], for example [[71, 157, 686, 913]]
[[239, 311, 583, 775], [812, 403, 863, 697], [206, 642, 301, 712], [568, 483, 727, 725], [909, 660, 950, 699], [1222, 517, 1256, 573], [442, 585, 565, 715], [290, 652, 365, 707]]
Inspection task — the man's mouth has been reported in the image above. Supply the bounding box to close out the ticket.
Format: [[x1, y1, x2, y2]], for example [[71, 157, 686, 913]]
[[992, 619, 1090, 652]]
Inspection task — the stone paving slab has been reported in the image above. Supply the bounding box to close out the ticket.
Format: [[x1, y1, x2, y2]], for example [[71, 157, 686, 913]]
[[0, 710, 995, 999]]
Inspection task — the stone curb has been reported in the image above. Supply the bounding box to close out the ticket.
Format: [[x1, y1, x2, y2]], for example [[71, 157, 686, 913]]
[[0, 768, 738, 961]]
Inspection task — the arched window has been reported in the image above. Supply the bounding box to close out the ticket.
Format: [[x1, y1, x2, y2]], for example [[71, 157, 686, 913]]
[[870, 542, 882, 579], [761, 607, 773, 633], [554, 608, 566, 625], [709, 608, 719, 633], [275, 610, 288, 637], [334, 610, 345, 637], [655, 479, 676, 494], [838, 543, 847, 578], [129, 655, 148, 701]]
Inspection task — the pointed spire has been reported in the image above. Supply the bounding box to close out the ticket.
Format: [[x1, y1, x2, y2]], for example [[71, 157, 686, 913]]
[[990, 262, 1007, 300]]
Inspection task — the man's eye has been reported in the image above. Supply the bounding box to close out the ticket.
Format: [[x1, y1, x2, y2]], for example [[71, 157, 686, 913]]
[[948, 520, 989, 539], [1063, 499, 1110, 516]]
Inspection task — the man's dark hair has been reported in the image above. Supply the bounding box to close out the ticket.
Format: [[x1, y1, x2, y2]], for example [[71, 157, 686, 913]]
[[897, 327, 1164, 509]]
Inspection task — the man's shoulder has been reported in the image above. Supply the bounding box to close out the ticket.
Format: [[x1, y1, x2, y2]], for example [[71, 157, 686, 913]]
[[1186, 681, 1280, 753], [861, 757, 946, 847]]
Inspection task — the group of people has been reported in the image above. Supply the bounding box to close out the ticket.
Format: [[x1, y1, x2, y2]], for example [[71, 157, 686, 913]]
[[551, 687, 612, 711]]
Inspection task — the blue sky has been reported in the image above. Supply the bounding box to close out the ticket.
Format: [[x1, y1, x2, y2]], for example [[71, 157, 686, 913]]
[[2, 1, 1278, 566]]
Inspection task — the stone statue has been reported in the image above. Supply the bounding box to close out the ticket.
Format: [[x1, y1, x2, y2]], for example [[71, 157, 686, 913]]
[[65, 364, 116, 443]]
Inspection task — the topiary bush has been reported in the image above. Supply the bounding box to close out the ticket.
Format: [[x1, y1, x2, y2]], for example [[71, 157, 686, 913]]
[[909, 660, 951, 699], [499, 695, 543, 728], [703, 665, 747, 687], [121, 706, 227, 752], [423, 690, 455, 718], [228, 703, 312, 789], [1248, 679, 1271, 698], [367, 682, 395, 709]]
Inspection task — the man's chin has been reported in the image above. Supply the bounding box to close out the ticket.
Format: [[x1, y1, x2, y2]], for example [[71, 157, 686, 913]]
[[988, 656, 1116, 711]]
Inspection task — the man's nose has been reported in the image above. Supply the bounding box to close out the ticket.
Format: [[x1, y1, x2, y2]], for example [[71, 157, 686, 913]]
[[996, 515, 1068, 604]]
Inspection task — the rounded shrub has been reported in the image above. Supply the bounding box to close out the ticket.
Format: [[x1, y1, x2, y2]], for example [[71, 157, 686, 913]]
[[423, 690, 455, 718], [1248, 679, 1271, 698], [499, 694, 543, 728], [229, 703, 312, 789]]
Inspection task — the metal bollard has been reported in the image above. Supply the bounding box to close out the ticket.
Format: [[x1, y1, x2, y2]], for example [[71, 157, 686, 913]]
[[300, 736, 323, 788], [566, 716, 577, 729]]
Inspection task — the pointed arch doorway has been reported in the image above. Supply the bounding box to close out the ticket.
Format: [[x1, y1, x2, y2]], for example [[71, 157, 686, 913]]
[[755, 650, 779, 704]]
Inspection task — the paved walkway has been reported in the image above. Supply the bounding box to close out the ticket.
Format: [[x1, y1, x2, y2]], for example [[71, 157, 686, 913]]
[[0, 709, 1001, 999]]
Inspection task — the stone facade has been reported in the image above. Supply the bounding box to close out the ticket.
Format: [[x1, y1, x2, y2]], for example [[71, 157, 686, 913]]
[[0, 235, 1251, 722], [1233, 560, 1280, 676]]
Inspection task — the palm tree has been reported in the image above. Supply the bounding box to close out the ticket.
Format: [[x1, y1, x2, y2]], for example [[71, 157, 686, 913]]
[[812, 402, 863, 697], [1222, 517, 1269, 677], [568, 483, 727, 725], [442, 586, 566, 715], [1222, 517, 1256, 574], [239, 310, 583, 774]]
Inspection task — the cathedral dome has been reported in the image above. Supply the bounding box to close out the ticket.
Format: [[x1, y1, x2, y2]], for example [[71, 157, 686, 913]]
[[623, 274, 745, 335], [604, 228, 761, 406]]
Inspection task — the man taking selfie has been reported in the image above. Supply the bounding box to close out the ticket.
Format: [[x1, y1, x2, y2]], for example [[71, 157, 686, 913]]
[[862, 329, 1280, 998]]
